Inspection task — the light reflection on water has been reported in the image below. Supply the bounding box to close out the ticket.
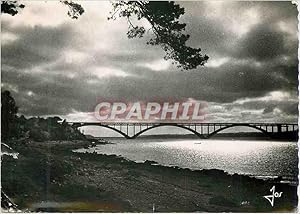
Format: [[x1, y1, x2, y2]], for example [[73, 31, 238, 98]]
[[75, 139, 298, 182]]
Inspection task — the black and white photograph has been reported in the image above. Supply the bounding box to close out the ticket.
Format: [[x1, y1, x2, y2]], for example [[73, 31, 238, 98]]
[[1, 0, 299, 212]]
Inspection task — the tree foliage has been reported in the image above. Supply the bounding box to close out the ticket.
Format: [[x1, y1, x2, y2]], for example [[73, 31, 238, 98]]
[[60, 0, 84, 19], [1, 0, 84, 19], [1, 0, 24, 16], [109, 1, 209, 70], [1, 90, 85, 142], [1, 90, 18, 140], [1, 0, 209, 70]]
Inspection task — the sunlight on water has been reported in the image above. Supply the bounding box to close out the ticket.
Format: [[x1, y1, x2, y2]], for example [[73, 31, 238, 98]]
[[75, 139, 298, 183]]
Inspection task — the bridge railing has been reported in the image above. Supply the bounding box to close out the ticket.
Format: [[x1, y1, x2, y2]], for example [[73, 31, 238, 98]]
[[65, 121, 298, 139]]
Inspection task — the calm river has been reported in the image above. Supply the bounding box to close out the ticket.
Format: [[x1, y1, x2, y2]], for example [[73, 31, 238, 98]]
[[74, 138, 298, 184]]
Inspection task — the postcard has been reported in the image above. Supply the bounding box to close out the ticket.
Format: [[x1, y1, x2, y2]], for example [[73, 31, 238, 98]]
[[1, 0, 298, 212]]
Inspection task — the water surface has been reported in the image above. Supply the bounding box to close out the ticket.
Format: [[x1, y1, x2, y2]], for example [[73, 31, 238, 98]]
[[74, 138, 298, 183]]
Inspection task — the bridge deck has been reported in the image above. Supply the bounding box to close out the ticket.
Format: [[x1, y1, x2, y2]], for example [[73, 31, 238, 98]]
[[64, 121, 298, 139], [67, 122, 297, 126]]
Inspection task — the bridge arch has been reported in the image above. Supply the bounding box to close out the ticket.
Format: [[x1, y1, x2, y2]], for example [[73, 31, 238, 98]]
[[207, 124, 271, 138], [73, 123, 273, 139], [74, 124, 131, 139], [131, 124, 206, 139]]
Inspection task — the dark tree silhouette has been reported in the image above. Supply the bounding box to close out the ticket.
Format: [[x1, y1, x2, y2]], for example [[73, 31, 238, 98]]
[[109, 1, 209, 70], [60, 0, 84, 19], [1, 0, 208, 70], [1, 0, 24, 16], [1, 90, 18, 140], [1, 0, 84, 18]]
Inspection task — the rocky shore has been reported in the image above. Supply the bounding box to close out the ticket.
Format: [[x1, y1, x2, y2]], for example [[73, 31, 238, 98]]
[[1, 140, 298, 212]]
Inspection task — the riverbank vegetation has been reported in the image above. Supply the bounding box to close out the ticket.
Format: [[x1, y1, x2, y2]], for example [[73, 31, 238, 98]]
[[2, 140, 298, 212], [1, 90, 85, 143]]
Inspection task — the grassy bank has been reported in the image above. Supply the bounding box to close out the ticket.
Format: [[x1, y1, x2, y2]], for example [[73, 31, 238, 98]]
[[1, 140, 298, 212]]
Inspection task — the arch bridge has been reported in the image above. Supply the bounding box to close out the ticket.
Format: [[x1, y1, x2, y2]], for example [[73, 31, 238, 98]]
[[67, 122, 298, 139]]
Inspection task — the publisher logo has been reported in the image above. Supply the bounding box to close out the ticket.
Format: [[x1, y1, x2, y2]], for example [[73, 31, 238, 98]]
[[263, 186, 283, 207]]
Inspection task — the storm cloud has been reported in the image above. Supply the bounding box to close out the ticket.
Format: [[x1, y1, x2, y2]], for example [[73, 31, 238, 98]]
[[1, 1, 298, 123]]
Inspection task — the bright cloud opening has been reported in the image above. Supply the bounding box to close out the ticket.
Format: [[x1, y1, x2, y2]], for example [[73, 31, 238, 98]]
[[140, 59, 171, 71]]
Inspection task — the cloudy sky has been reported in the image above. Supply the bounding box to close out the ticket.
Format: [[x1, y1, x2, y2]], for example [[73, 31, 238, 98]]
[[1, 1, 298, 129]]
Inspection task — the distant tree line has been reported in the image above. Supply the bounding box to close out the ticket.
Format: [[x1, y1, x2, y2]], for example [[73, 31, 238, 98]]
[[1, 90, 85, 142]]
